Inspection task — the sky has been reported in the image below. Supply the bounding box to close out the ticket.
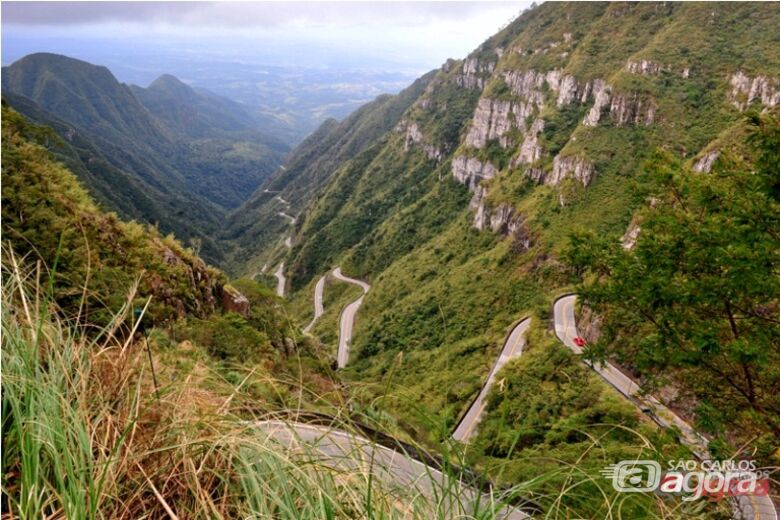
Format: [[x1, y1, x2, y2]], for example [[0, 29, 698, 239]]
[[2, 1, 532, 75]]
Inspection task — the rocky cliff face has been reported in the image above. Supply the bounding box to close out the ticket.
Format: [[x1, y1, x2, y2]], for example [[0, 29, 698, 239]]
[[548, 155, 595, 187], [692, 150, 720, 173], [220, 284, 250, 317], [729, 71, 780, 111], [465, 98, 529, 148], [268, 2, 780, 294], [452, 155, 498, 190], [397, 120, 443, 161], [456, 57, 496, 90]]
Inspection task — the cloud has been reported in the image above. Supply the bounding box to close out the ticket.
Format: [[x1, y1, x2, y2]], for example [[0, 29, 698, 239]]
[[2, 2, 526, 31], [2, 1, 532, 73]]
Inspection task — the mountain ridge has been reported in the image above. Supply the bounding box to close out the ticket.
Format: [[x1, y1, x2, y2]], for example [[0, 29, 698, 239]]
[[2, 52, 291, 262], [245, 0, 780, 481]]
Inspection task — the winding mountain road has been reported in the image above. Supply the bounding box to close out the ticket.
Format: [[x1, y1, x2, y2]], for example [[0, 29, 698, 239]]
[[554, 295, 777, 520], [253, 419, 529, 519], [453, 318, 532, 442], [332, 267, 370, 368], [273, 263, 286, 297], [278, 211, 297, 225], [303, 273, 327, 334]]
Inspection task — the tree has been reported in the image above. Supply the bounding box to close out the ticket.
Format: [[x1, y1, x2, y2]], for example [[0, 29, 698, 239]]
[[565, 113, 780, 442]]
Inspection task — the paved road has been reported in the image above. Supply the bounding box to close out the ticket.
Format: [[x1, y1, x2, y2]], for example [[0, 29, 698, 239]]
[[453, 318, 532, 442], [303, 273, 327, 334], [274, 263, 286, 297], [553, 295, 777, 520], [278, 211, 297, 225], [332, 267, 370, 368], [253, 419, 529, 519]]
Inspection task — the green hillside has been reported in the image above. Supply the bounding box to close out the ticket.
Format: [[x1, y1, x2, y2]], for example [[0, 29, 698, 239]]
[[2, 53, 290, 262], [3, 3, 779, 517], [221, 71, 437, 272], [245, 1, 780, 470]]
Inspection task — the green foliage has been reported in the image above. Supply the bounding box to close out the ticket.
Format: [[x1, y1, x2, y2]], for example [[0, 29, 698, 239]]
[[1, 105, 226, 326], [467, 334, 724, 518], [565, 113, 780, 454], [2, 53, 290, 263], [222, 73, 435, 272], [181, 313, 272, 361]]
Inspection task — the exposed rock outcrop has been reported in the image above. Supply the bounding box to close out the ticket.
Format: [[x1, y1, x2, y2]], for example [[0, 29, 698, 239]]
[[524, 167, 546, 184], [576, 304, 602, 345], [465, 98, 529, 148], [221, 285, 250, 317], [621, 221, 641, 250], [397, 120, 443, 161], [609, 92, 656, 126], [692, 150, 719, 173], [583, 82, 655, 127], [452, 155, 497, 190], [470, 185, 489, 229], [548, 155, 595, 186], [503, 69, 547, 107], [626, 59, 664, 75], [728, 71, 780, 111], [514, 118, 545, 165], [469, 185, 529, 242], [503, 69, 584, 109], [456, 57, 496, 90], [583, 80, 611, 126], [556, 74, 580, 106]]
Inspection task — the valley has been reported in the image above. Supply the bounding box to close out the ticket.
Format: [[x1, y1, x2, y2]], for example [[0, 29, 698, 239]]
[[2, 2, 779, 519]]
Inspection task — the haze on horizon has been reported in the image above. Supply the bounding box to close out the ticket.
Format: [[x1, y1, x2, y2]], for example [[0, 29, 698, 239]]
[[2, 1, 531, 139], [2, 2, 531, 78]]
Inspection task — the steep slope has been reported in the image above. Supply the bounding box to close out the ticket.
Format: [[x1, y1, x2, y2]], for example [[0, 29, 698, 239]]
[[245, 1, 780, 459], [130, 73, 257, 137], [2, 53, 289, 262], [222, 71, 436, 271], [1, 104, 228, 323]]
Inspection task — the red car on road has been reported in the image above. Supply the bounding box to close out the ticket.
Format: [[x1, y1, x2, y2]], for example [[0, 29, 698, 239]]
[[573, 336, 587, 347]]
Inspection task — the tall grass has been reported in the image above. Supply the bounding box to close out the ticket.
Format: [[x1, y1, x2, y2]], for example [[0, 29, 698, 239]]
[[0, 251, 525, 519], [1, 250, 728, 519]]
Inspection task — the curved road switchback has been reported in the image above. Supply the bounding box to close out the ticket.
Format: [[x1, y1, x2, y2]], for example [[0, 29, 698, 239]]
[[274, 263, 286, 297], [278, 211, 297, 225], [453, 318, 532, 442], [253, 419, 529, 520], [332, 267, 370, 368], [554, 295, 777, 520], [303, 273, 327, 334]]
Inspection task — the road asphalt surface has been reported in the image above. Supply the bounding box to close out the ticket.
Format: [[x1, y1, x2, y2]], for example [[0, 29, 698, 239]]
[[303, 273, 327, 334], [453, 318, 532, 442], [254, 419, 529, 519], [553, 294, 777, 520], [278, 211, 297, 224], [273, 263, 286, 298], [332, 267, 370, 368]]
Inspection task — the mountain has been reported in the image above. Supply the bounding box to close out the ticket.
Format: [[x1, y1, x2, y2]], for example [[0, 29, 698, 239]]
[[2, 53, 290, 262], [1, 104, 228, 322], [235, 1, 780, 473], [222, 70, 437, 271], [130, 73, 268, 138]]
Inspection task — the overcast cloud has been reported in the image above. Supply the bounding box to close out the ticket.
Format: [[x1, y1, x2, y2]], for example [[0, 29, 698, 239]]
[[2, 2, 530, 66], [5, 2, 526, 29], [2, 1, 531, 92]]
